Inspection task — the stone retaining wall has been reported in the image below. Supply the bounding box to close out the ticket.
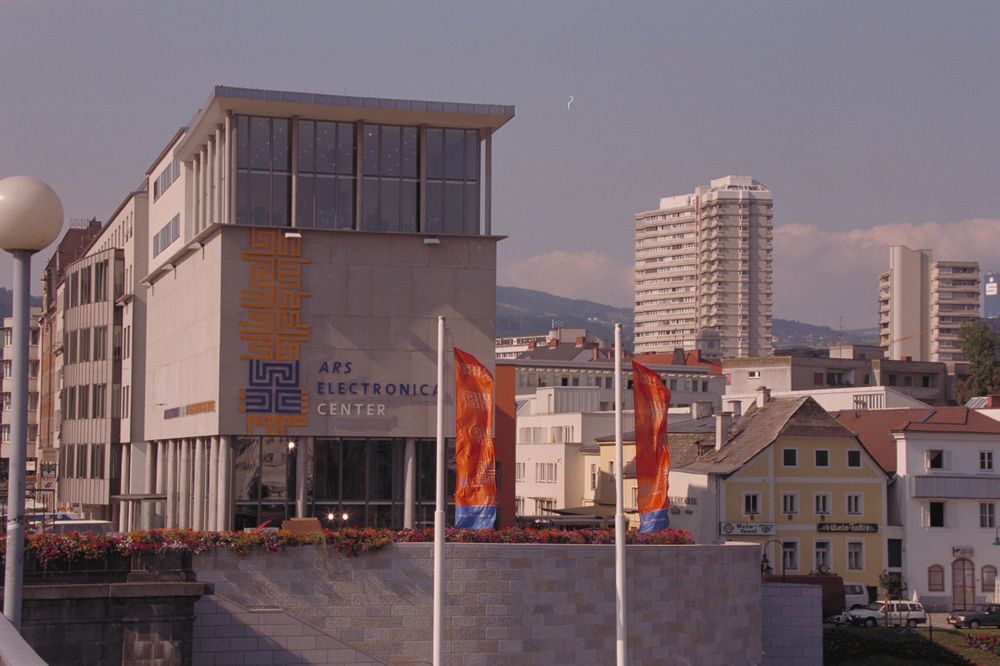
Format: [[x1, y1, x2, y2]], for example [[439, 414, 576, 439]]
[[192, 542, 761, 665], [761, 582, 822, 665]]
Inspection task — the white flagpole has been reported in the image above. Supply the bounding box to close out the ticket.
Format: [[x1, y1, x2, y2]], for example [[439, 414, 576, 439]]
[[433, 315, 446, 666], [614, 323, 628, 665]]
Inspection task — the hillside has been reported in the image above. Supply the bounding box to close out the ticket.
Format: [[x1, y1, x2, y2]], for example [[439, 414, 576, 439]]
[[496, 286, 878, 350]]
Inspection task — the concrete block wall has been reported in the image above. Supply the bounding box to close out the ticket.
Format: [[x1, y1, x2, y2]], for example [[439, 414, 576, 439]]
[[761, 583, 822, 666], [192, 542, 762, 666]]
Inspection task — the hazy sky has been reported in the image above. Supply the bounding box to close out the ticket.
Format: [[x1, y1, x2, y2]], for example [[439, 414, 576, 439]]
[[2, 1, 998, 328]]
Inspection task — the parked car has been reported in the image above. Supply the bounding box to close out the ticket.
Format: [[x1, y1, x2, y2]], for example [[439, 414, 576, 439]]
[[847, 600, 927, 627], [844, 583, 869, 610], [948, 604, 1000, 629]]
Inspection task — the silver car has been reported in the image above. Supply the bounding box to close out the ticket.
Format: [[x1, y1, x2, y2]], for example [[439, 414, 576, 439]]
[[847, 600, 927, 627]]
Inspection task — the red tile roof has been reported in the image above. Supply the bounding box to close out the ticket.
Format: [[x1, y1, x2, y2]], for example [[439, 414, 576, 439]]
[[832, 407, 1000, 473]]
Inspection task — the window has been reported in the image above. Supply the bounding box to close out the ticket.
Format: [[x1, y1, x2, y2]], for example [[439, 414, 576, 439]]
[[782, 449, 797, 467], [815, 450, 829, 467], [631, 486, 638, 509], [79, 266, 91, 304], [928, 565, 945, 591], [847, 494, 863, 515], [781, 492, 798, 515], [590, 464, 597, 490], [77, 385, 89, 419], [929, 501, 945, 527], [747, 370, 761, 379], [424, 128, 480, 235], [814, 541, 831, 572], [782, 541, 799, 571], [984, 566, 998, 593], [76, 443, 87, 478], [515, 462, 525, 482], [608, 461, 614, 478], [78, 328, 91, 362], [514, 497, 524, 515], [92, 384, 106, 419], [922, 375, 931, 388], [847, 542, 864, 570], [743, 493, 760, 516], [847, 450, 861, 468], [94, 261, 108, 301], [535, 462, 557, 483], [66, 331, 77, 364], [814, 493, 831, 516], [0, 424, 9, 442], [888, 539, 903, 568], [65, 386, 76, 420], [2, 329, 10, 346], [813, 372, 823, 386], [927, 450, 944, 470], [153, 159, 181, 202], [236, 116, 292, 229], [296, 119, 356, 230], [981, 503, 996, 528], [93, 326, 107, 361], [152, 214, 181, 257], [982, 451, 995, 472], [535, 498, 555, 513], [888, 374, 897, 386]]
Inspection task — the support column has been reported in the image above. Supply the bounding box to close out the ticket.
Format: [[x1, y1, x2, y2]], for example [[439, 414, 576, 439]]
[[484, 128, 492, 236], [143, 441, 156, 529], [404, 438, 416, 529], [165, 440, 177, 529], [178, 439, 191, 529], [216, 436, 231, 531], [295, 437, 308, 518], [155, 439, 166, 527], [206, 436, 218, 531], [200, 147, 209, 232], [214, 126, 223, 225], [226, 111, 235, 225], [193, 437, 205, 531], [119, 443, 131, 532]]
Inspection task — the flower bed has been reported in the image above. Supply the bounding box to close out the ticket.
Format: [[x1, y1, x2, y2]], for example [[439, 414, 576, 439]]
[[0, 527, 694, 569], [966, 632, 1000, 656]]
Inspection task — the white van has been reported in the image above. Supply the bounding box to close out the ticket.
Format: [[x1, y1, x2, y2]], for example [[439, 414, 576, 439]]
[[844, 583, 868, 609], [50, 520, 115, 535]]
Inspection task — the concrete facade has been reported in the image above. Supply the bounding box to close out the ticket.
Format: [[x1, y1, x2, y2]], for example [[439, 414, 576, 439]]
[[634, 175, 773, 358], [1, 308, 41, 476], [192, 542, 763, 665]]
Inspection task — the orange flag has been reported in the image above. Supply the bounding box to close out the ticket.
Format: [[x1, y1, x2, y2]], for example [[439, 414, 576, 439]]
[[632, 360, 671, 531], [454, 348, 496, 528]]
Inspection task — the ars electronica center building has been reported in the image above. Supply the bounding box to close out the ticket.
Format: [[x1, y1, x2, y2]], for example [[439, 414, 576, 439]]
[[51, 87, 516, 531]]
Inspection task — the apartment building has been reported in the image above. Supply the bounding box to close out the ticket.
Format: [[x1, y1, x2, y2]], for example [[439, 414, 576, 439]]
[[986, 272, 999, 319], [670, 393, 890, 591], [878, 245, 980, 367], [1, 309, 42, 499], [634, 175, 773, 359], [835, 407, 1000, 610]]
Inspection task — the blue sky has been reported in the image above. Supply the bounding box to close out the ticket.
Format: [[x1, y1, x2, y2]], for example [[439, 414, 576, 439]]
[[1, 1, 998, 327]]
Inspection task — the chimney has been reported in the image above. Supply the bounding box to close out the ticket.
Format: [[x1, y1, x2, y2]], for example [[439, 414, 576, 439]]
[[988, 395, 1000, 409], [527, 341, 536, 350], [756, 386, 771, 409], [671, 348, 686, 365], [715, 412, 732, 451], [691, 401, 713, 420], [548, 338, 558, 348], [576, 336, 586, 347]]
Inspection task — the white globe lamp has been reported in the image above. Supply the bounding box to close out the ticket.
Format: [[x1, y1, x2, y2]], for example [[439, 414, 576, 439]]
[[0, 175, 63, 632]]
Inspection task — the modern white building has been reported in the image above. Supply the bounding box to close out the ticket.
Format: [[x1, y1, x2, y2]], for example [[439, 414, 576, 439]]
[[634, 175, 774, 358], [878, 245, 980, 366], [835, 406, 1000, 610], [1, 308, 41, 496]]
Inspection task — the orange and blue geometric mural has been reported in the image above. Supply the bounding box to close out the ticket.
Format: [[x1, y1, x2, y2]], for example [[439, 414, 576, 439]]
[[238, 229, 311, 434]]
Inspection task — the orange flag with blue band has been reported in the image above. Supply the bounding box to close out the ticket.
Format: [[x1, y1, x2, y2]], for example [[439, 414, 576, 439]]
[[632, 360, 671, 532], [454, 348, 497, 529]]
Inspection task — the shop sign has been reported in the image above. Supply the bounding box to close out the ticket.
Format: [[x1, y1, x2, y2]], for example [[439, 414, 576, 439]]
[[817, 523, 879, 533], [953, 546, 975, 558], [720, 521, 775, 536]]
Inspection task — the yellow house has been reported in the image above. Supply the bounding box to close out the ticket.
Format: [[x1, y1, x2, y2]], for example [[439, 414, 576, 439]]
[[676, 393, 891, 593]]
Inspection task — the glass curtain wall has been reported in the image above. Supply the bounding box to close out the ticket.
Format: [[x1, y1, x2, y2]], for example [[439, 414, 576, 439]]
[[233, 116, 481, 235], [234, 436, 456, 530]]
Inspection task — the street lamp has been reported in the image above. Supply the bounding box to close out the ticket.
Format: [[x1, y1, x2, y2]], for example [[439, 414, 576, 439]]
[[0, 176, 63, 631], [761, 538, 786, 582]]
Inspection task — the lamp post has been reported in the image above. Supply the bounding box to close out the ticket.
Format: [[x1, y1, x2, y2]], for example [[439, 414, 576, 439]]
[[761, 538, 786, 582], [0, 176, 63, 631]]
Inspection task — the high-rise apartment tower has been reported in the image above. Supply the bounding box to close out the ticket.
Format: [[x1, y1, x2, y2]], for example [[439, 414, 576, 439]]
[[878, 245, 980, 366], [634, 175, 773, 358]]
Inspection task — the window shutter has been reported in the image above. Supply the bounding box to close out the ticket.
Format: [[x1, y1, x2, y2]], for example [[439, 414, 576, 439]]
[[921, 504, 930, 528], [924, 451, 931, 471], [945, 451, 954, 470]]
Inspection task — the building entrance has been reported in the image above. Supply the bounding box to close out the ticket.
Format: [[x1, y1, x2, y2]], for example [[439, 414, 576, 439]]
[[952, 558, 975, 610]]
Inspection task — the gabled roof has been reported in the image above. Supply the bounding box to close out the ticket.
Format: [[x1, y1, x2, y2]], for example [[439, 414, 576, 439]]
[[833, 407, 1000, 473], [679, 396, 886, 476]]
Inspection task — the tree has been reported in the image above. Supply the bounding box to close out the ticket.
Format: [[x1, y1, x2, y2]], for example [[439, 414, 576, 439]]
[[957, 320, 1000, 404]]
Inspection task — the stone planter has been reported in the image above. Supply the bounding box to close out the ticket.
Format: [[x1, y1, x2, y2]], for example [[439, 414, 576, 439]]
[[127, 551, 195, 582]]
